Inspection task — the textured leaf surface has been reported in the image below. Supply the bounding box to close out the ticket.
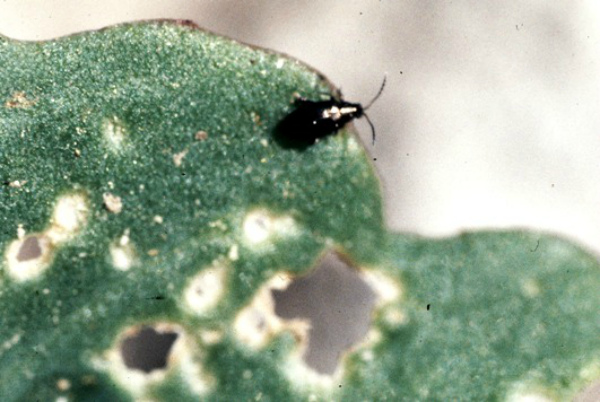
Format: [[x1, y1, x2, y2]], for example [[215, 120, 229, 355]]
[[1, 21, 599, 401], [0, 21, 383, 401], [342, 232, 600, 401]]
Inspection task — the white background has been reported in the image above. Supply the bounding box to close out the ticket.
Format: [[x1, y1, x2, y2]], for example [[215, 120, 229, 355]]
[[1, 1, 599, 256], [1, 1, 599, 258], [1, 2, 599, 399]]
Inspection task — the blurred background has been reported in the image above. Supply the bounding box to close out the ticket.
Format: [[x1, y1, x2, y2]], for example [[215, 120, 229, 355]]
[[1, 1, 599, 399], [1, 0, 599, 255]]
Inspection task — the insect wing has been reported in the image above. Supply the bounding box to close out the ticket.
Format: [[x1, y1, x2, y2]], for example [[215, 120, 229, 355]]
[[275, 100, 332, 148]]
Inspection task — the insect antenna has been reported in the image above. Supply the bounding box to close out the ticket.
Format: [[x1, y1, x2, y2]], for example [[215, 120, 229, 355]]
[[363, 74, 387, 110], [362, 75, 386, 145], [363, 113, 377, 145]]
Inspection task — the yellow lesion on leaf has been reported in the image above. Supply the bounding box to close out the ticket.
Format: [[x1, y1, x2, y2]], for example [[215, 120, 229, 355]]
[[4, 91, 36, 108]]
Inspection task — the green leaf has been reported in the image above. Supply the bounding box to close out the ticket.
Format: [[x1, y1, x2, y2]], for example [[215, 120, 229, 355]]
[[342, 232, 600, 401], [1, 20, 599, 401], [0, 20, 383, 401]]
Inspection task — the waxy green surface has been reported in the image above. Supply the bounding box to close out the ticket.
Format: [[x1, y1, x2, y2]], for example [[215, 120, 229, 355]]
[[1, 21, 599, 401]]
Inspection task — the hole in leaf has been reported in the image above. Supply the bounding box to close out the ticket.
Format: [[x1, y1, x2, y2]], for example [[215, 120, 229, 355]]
[[16, 236, 42, 261], [271, 252, 376, 375], [120, 326, 179, 373]]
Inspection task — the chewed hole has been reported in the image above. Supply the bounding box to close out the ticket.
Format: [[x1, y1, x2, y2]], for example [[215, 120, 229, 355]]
[[243, 211, 272, 243], [6, 234, 53, 281], [92, 323, 213, 397], [242, 209, 298, 246], [16, 236, 42, 262], [232, 274, 293, 349], [184, 266, 227, 315], [271, 252, 377, 375], [120, 327, 179, 373]]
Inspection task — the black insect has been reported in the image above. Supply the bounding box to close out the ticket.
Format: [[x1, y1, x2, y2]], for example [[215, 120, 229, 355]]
[[275, 76, 386, 149]]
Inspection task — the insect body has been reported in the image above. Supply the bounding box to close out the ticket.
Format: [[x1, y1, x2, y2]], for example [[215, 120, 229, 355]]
[[275, 77, 386, 149]]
